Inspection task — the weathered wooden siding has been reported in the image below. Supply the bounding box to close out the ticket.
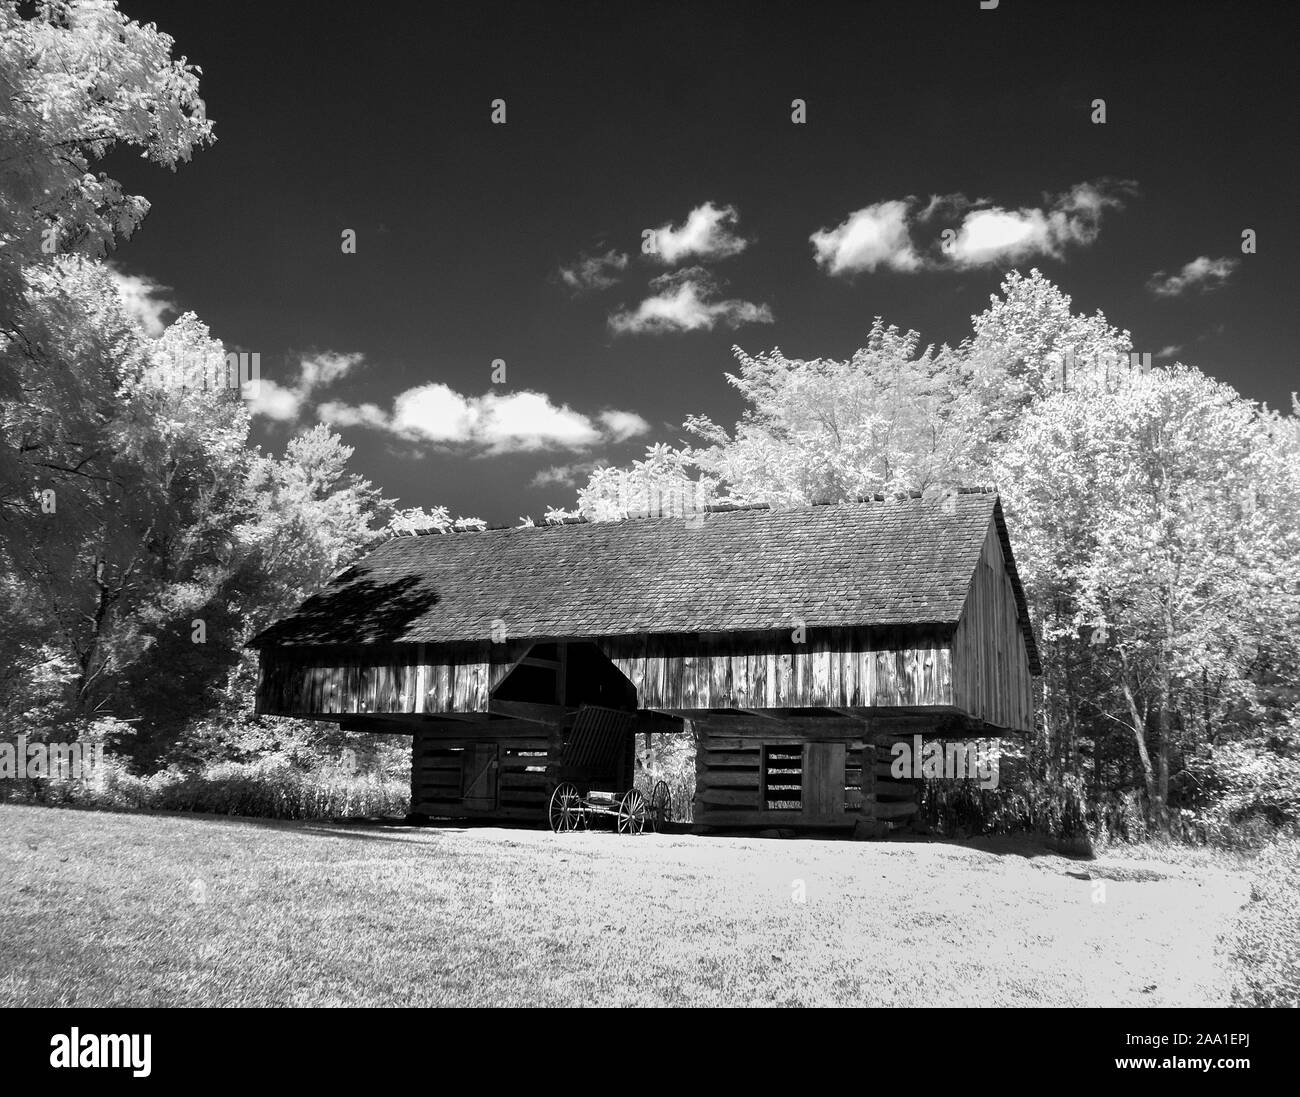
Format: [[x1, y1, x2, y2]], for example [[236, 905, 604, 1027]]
[[950, 524, 1035, 733], [257, 631, 956, 718], [259, 589, 1032, 732], [256, 640, 532, 717], [601, 629, 953, 713]]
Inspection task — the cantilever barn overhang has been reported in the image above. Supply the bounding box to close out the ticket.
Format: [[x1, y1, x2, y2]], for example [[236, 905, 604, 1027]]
[[250, 492, 1041, 831]]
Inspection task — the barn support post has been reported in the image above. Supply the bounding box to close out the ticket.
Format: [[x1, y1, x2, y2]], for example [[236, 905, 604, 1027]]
[[691, 719, 707, 828], [854, 717, 887, 839]]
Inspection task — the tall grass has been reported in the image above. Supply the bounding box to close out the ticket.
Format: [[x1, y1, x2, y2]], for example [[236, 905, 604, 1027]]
[[1, 754, 409, 820], [921, 775, 1292, 851], [1223, 835, 1300, 1007]]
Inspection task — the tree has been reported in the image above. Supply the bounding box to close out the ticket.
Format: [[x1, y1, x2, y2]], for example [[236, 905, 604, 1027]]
[[0, 256, 395, 767], [0, 259, 250, 734], [0, 0, 213, 330], [997, 368, 1300, 829], [945, 268, 1136, 478], [571, 271, 1134, 517], [686, 320, 975, 504], [238, 425, 390, 630], [0, 4, 474, 779], [0, 0, 213, 756], [166, 426, 392, 768], [576, 444, 716, 520]]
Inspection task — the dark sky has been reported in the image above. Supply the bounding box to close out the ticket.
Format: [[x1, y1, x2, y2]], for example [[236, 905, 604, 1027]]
[[110, 0, 1299, 524]]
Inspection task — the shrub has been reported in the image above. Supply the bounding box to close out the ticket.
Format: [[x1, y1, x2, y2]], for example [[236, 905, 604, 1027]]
[[1191, 736, 1300, 844], [920, 773, 1090, 840], [635, 729, 695, 823]]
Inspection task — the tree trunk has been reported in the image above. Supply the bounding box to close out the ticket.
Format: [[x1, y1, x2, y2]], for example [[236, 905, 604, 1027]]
[[1120, 672, 1156, 825], [1155, 665, 1172, 834], [75, 559, 114, 710], [1154, 600, 1177, 835]]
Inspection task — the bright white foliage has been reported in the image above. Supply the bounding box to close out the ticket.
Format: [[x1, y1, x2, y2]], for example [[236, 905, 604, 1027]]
[[563, 267, 1300, 823], [0, 0, 214, 318]]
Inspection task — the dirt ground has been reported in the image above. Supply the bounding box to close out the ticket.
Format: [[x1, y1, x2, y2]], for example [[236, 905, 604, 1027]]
[[0, 804, 1252, 1006]]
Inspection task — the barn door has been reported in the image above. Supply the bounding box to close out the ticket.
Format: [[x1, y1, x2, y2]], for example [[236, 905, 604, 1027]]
[[803, 743, 845, 820], [462, 744, 499, 810]]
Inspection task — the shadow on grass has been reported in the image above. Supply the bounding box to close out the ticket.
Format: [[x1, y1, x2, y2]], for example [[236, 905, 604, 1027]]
[[174, 812, 527, 842], [0, 802, 427, 844], [962, 832, 1095, 860], [878, 831, 1094, 860], [2, 801, 1095, 859], [684, 824, 1095, 860]]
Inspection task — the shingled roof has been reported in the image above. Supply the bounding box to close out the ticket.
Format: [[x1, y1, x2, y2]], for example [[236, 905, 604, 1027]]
[[252, 492, 1040, 671]]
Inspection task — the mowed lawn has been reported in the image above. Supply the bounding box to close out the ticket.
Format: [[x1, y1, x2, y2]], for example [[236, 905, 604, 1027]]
[[0, 803, 1251, 1007]]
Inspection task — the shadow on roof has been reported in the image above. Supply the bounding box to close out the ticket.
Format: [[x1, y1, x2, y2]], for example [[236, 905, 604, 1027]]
[[256, 574, 439, 647]]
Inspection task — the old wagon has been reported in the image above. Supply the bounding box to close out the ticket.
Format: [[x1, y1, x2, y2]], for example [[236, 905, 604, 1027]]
[[545, 704, 671, 834]]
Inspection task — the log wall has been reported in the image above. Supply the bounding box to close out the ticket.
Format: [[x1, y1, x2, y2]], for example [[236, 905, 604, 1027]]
[[410, 718, 559, 819], [692, 714, 924, 831]]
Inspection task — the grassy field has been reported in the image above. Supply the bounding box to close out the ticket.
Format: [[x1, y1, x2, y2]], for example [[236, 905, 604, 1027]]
[[0, 803, 1256, 1007]]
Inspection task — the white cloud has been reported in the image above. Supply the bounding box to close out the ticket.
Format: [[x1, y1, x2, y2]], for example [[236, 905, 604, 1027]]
[[390, 383, 482, 444], [1156, 344, 1183, 358], [322, 383, 649, 455], [300, 351, 363, 392], [245, 378, 303, 422], [648, 201, 750, 264], [557, 248, 628, 293], [478, 390, 602, 452], [599, 409, 652, 441], [530, 460, 603, 488], [246, 350, 364, 422], [317, 400, 388, 428], [947, 207, 1053, 266], [1146, 256, 1239, 298], [812, 180, 1135, 275], [608, 268, 773, 335], [810, 200, 921, 275], [107, 265, 176, 337], [946, 181, 1131, 268]]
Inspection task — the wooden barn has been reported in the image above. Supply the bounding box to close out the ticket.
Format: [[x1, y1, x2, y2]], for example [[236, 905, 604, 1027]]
[[250, 491, 1040, 834]]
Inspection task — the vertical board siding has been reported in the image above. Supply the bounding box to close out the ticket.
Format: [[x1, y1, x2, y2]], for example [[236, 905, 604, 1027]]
[[256, 561, 1029, 732], [256, 642, 529, 716], [950, 523, 1034, 732], [257, 633, 960, 717], [603, 635, 953, 712]]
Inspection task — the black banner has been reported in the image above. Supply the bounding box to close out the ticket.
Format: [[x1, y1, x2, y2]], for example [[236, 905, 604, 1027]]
[[1, 1006, 1287, 1086]]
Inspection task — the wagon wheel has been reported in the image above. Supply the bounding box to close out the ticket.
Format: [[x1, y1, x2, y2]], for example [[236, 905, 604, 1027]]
[[616, 789, 649, 835], [548, 782, 585, 832], [649, 780, 672, 832]]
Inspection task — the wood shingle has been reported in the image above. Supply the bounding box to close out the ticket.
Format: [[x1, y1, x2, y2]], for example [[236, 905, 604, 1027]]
[[252, 492, 1040, 673]]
